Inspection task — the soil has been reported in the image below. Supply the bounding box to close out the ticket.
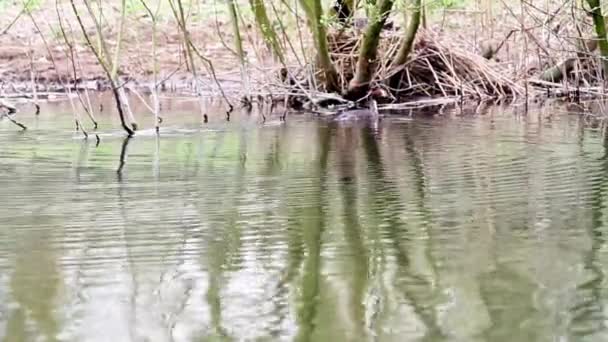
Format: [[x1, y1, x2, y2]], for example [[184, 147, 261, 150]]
[[0, 2, 257, 93], [0, 1, 593, 98]]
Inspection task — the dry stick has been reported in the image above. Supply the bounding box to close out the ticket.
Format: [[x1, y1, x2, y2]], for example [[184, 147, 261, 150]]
[[51, 4, 99, 129], [234, 2, 267, 84], [112, 0, 138, 130], [138, 0, 161, 132], [167, 0, 207, 119], [424, 58, 447, 97], [269, 0, 303, 67], [0, 0, 34, 35], [82, 0, 137, 130], [227, 0, 251, 103], [111, 0, 127, 78], [27, 42, 40, 115], [169, 0, 234, 111], [125, 20, 184, 95], [285, 0, 316, 92], [70, 0, 134, 136], [17, 2, 40, 116], [128, 86, 156, 113], [82, 87, 97, 127], [188, 39, 235, 107], [212, 0, 238, 55], [237, 2, 289, 98], [283, 0, 310, 64], [433, 40, 462, 92], [82, 0, 112, 68], [237, 2, 298, 103], [520, 0, 572, 72], [499, 0, 554, 65], [44, 2, 90, 137]]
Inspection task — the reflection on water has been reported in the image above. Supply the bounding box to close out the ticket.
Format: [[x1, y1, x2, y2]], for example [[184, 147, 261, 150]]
[[1, 97, 608, 341]]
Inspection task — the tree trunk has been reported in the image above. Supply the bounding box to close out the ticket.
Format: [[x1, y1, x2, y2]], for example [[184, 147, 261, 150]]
[[249, 0, 285, 63], [389, 0, 421, 89], [586, 0, 608, 76], [394, 0, 421, 66], [299, 0, 341, 92], [227, 0, 250, 99], [345, 0, 394, 100]]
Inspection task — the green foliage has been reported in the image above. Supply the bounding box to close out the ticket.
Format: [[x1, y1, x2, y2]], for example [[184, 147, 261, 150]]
[[0, 0, 43, 15], [438, 0, 466, 8], [319, 13, 333, 26], [363, 0, 378, 17], [125, 0, 146, 15], [23, 0, 44, 13], [425, 0, 468, 10]]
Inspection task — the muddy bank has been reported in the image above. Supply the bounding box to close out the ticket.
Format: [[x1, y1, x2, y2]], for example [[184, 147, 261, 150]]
[[2, 1, 607, 107], [0, 2, 264, 97]]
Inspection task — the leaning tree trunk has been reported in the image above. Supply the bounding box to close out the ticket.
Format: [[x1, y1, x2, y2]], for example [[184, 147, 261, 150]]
[[393, 0, 421, 66], [300, 0, 341, 92], [227, 0, 250, 100], [249, 0, 285, 63], [389, 0, 422, 88], [345, 0, 394, 100], [586, 0, 608, 76]]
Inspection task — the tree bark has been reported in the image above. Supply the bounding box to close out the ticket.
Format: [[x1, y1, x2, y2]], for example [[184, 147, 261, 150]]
[[388, 0, 421, 89], [227, 0, 250, 99], [586, 0, 608, 76], [394, 0, 421, 65], [345, 0, 394, 100], [299, 0, 341, 92], [249, 0, 285, 63]]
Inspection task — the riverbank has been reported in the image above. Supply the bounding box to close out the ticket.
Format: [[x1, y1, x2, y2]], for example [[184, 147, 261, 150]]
[[1, 1, 606, 106], [0, 1, 261, 95]]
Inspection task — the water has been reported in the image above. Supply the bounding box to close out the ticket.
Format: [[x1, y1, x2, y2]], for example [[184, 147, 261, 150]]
[[1, 96, 608, 342]]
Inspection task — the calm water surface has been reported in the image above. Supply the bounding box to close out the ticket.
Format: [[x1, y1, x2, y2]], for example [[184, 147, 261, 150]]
[[1, 96, 608, 342]]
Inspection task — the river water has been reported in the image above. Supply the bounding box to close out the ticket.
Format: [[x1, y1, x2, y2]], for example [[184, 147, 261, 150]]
[[1, 96, 608, 342]]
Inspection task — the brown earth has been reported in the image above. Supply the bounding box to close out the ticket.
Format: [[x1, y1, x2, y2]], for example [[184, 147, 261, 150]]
[[0, 2, 265, 93], [0, 1, 592, 97]]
